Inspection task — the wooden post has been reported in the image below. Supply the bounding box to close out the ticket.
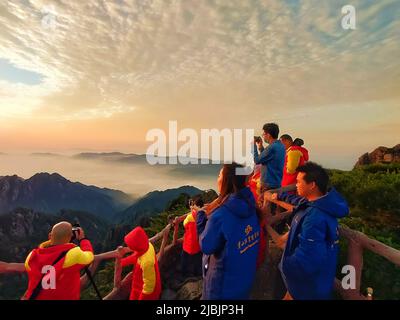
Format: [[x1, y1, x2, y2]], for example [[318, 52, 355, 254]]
[[342, 237, 365, 300], [114, 257, 122, 289], [172, 221, 179, 245], [157, 224, 172, 262]]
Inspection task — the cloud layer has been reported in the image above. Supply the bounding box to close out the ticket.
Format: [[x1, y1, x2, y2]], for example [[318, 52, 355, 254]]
[[0, 0, 399, 167]]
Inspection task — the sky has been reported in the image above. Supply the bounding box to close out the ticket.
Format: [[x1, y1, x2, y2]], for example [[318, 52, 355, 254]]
[[0, 0, 399, 170]]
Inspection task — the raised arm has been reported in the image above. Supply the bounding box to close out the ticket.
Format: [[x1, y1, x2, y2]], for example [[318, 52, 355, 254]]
[[0, 261, 25, 274], [253, 143, 274, 165]]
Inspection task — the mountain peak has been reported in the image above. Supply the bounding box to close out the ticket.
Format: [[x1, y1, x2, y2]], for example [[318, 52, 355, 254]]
[[28, 172, 68, 183], [0, 172, 134, 220]]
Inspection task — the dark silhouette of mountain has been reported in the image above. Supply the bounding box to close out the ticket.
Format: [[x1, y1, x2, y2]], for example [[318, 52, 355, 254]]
[[114, 185, 203, 225], [0, 173, 134, 221]]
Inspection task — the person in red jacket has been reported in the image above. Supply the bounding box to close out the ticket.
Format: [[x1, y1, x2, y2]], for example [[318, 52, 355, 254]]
[[280, 135, 309, 187], [118, 227, 161, 300], [293, 138, 309, 162], [247, 165, 267, 268], [23, 221, 94, 300], [176, 196, 204, 278], [247, 164, 262, 205]]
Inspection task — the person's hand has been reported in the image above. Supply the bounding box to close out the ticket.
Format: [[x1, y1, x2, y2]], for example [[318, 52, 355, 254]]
[[264, 192, 278, 202], [163, 224, 171, 241], [116, 246, 127, 258], [173, 217, 179, 225], [263, 209, 274, 226], [192, 204, 202, 212], [76, 227, 85, 241]]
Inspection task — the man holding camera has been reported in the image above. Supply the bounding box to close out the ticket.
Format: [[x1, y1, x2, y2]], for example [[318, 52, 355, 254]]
[[253, 123, 285, 192], [22, 221, 94, 300]]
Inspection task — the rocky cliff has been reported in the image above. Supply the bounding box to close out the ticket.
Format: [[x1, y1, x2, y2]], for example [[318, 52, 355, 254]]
[[354, 144, 400, 167]]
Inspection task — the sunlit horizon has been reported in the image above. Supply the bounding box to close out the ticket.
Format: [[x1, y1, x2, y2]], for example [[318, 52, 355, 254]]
[[1, 0, 399, 172]]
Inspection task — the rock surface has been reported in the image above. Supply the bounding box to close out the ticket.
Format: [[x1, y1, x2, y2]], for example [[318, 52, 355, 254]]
[[355, 144, 400, 167]]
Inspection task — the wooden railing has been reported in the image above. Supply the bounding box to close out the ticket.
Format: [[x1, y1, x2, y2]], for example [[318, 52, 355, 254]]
[[86, 222, 175, 300], [0, 222, 177, 300], [264, 187, 400, 300], [2, 186, 400, 300], [334, 226, 400, 300]]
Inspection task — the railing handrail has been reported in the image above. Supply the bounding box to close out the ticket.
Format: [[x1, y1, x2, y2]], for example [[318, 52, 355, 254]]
[[2, 186, 399, 300], [265, 191, 400, 300]]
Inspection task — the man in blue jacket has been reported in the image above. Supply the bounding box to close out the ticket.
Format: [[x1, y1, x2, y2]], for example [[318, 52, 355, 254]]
[[267, 162, 349, 300], [254, 123, 286, 191]]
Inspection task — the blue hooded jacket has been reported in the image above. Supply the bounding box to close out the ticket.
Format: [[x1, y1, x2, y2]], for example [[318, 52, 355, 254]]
[[197, 187, 260, 300], [278, 188, 349, 300]]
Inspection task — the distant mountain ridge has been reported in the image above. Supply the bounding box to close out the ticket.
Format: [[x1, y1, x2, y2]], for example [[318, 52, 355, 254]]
[[114, 185, 203, 225], [0, 173, 135, 221], [73, 152, 222, 177], [73, 152, 221, 164]]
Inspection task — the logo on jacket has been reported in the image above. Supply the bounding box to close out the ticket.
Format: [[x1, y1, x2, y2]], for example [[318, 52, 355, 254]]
[[245, 225, 253, 236], [238, 225, 259, 254]]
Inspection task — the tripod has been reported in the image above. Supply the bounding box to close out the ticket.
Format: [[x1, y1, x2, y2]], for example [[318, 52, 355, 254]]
[[84, 266, 102, 300]]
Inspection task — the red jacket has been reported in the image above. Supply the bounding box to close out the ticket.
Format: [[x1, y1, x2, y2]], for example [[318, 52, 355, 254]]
[[247, 167, 266, 267], [298, 146, 309, 162], [257, 219, 267, 269], [281, 146, 309, 187], [23, 239, 94, 300], [182, 210, 201, 255], [122, 227, 161, 300], [248, 166, 261, 203]]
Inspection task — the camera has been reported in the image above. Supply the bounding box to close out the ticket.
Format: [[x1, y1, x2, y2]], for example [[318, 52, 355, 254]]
[[71, 223, 81, 241]]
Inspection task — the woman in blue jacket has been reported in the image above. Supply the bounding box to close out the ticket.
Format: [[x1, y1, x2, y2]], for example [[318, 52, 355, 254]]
[[196, 163, 260, 300]]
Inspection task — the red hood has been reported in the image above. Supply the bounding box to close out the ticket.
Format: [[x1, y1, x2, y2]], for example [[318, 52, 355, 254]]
[[124, 227, 149, 254]]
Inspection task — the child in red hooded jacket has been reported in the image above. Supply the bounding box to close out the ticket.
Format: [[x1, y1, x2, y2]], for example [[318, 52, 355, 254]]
[[119, 227, 161, 300]]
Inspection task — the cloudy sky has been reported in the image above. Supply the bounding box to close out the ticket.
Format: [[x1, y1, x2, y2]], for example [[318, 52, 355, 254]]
[[0, 0, 399, 170]]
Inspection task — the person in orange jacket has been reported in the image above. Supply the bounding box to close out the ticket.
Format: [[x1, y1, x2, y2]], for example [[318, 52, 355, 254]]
[[118, 227, 161, 300], [23, 221, 94, 300]]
